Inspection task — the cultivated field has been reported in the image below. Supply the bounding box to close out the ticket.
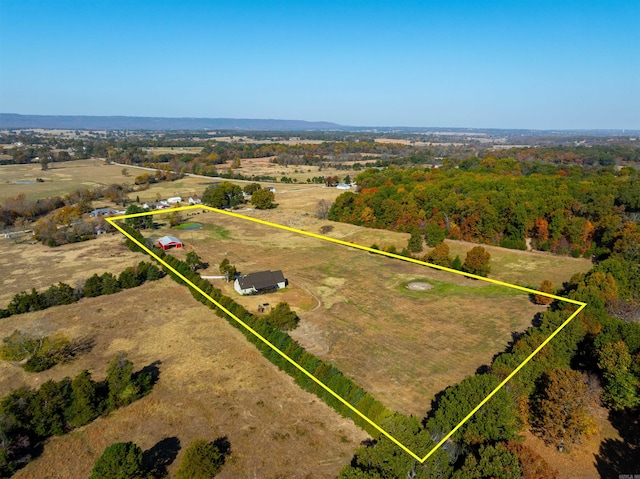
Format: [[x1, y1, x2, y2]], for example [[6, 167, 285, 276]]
[[0, 279, 368, 478], [147, 209, 584, 417]]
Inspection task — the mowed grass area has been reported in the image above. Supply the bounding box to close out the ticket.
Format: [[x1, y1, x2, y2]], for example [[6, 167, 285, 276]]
[[0, 234, 143, 306], [151, 210, 583, 417], [0, 280, 367, 478]]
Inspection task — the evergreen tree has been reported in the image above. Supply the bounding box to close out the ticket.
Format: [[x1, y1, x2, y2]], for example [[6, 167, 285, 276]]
[[83, 274, 103, 298], [425, 222, 446, 247], [175, 439, 226, 479], [90, 442, 148, 479], [106, 353, 138, 411], [68, 370, 100, 428]]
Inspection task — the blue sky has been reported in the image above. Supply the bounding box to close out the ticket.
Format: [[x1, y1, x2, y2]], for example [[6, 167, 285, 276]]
[[1, 0, 639, 129]]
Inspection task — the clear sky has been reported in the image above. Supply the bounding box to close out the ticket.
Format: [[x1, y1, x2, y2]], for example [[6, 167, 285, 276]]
[[1, 0, 639, 129]]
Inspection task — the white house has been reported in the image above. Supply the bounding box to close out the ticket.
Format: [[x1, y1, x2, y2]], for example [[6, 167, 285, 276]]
[[167, 196, 182, 204], [234, 270, 287, 295]]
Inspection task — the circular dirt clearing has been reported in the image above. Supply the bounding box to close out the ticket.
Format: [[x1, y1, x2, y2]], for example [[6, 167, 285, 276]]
[[406, 281, 433, 291]]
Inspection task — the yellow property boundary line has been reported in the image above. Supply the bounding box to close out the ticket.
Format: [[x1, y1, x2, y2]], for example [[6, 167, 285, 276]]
[[106, 205, 587, 463]]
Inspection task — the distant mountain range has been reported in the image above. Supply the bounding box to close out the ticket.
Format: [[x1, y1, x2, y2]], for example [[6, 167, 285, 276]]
[[0, 113, 636, 136], [0, 114, 343, 131]]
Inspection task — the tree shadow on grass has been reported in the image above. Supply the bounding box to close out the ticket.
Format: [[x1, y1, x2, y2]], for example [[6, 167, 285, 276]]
[[594, 407, 640, 478], [143, 436, 181, 478]]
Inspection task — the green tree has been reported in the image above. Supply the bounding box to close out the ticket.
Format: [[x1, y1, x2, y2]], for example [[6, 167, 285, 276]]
[[118, 268, 142, 289], [100, 272, 121, 295], [90, 442, 148, 479], [425, 222, 446, 247], [106, 353, 138, 411], [427, 374, 519, 446], [250, 188, 276, 209], [202, 181, 244, 209], [597, 340, 640, 410], [407, 228, 423, 253], [243, 182, 262, 195], [463, 246, 491, 277], [186, 251, 206, 271], [124, 205, 152, 229], [219, 258, 237, 282], [264, 302, 299, 330], [83, 274, 103, 298], [68, 370, 100, 428], [453, 444, 521, 479], [175, 439, 226, 479], [29, 378, 72, 437], [532, 368, 595, 452]]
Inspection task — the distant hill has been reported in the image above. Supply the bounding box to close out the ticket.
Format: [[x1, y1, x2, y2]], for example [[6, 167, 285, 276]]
[[0, 113, 343, 131]]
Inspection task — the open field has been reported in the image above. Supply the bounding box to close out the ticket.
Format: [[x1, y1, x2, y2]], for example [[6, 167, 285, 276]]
[[146, 210, 581, 417], [144, 146, 203, 155], [218, 156, 357, 184], [0, 159, 141, 201], [0, 279, 368, 478], [0, 234, 143, 306]]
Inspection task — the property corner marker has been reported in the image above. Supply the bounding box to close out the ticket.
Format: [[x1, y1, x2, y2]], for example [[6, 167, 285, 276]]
[[107, 205, 587, 463]]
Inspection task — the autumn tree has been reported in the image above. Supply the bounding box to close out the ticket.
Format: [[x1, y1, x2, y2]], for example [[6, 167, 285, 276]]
[[532, 368, 595, 452], [463, 246, 491, 277], [505, 441, 559, 479], [426, 243, 452, 267], [534, 280, 555, 305]]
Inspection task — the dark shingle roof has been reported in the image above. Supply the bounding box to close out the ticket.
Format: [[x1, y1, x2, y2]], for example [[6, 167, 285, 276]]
[[237, 270, 285, 291]]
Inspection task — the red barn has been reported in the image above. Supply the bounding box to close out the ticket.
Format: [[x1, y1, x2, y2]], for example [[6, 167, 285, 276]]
[[157, 235, 183, 250]]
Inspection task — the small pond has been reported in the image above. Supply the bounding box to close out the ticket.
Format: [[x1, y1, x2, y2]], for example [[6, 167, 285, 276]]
[[174, 222, 203, 230]]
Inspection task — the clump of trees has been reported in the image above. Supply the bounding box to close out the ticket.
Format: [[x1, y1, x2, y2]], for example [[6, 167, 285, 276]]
[[202, 181, 244, 209], [219, 258, 237, 282], [0, 354, 155, 476]]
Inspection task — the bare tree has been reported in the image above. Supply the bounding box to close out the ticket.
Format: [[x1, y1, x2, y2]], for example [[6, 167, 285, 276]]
[[316, 199, 330, 220]]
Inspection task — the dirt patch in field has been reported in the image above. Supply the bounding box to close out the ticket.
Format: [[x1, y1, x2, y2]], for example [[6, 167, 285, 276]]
[[1, 280, 368, 478], [406, 281, 434, 291]]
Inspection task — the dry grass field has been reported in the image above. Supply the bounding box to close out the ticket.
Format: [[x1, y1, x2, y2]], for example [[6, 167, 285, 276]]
[[147, 209, 579, 417], [0, 280, 368, 478], [0, 234, 143, 306], [0, 159, 142, 201]]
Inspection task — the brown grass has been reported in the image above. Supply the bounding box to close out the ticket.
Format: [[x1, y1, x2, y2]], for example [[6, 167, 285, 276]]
[[150, 210, 569, 417], [0, 234, 143, 306], [1, 280, 368, 478]]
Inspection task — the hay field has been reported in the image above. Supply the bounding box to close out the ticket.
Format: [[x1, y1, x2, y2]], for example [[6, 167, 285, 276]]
[[0, 279, 367, 478], [151, 210, 578, 417]]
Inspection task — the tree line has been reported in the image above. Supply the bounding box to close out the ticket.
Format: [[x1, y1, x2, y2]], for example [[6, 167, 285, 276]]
[[0, 261, 164, 319]]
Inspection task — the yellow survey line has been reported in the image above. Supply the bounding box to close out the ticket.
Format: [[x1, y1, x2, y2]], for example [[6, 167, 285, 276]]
[[106, 204, 587, 463]]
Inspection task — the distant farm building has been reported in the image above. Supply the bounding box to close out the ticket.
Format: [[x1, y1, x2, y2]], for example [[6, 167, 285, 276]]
[[167, 196, 182, 204], [188, 195, 202, 204], [90, 207, 115, 217], [234, 270, 287, 295], [157, 235, 183, 250]]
